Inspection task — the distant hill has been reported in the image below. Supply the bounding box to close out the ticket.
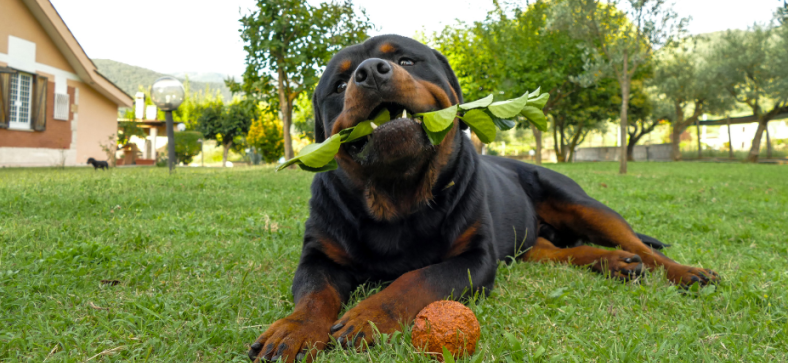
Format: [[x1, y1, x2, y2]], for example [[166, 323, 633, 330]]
[[93, 59, 234, 101], [169, 71, 233, 84]]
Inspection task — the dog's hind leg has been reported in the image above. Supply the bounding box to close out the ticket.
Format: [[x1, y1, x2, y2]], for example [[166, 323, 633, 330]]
[[530, 168, 719, 287], [523, 237, 645, 281]]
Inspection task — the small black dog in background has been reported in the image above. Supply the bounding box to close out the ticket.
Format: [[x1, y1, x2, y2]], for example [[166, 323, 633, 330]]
[[87, 158, 109, 170]]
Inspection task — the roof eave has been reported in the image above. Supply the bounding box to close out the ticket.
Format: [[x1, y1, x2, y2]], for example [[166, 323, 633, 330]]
[[21, 0, 133, 107]]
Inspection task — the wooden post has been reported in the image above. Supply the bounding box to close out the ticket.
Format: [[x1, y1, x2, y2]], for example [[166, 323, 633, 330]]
[[695, 118, 702, 159], [726, 116, 733, 159]]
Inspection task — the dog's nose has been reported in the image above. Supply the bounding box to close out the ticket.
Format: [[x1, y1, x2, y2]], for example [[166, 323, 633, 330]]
[[354, 58, 391, 89]]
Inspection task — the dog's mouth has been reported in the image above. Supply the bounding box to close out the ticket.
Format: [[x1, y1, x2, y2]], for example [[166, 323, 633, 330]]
[[343, 102, 427, 161]]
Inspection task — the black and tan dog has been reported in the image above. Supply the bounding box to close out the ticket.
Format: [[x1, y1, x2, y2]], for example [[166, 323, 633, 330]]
[[87, 157, 109, 170], [248, 35, 719, 362]]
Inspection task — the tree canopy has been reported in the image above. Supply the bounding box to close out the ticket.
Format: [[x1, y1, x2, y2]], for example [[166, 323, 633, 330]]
[[197, 100, 258, 167], [710, 25, 788, 161], [233, 0, 372, 164], [550, 0, 686, 173]]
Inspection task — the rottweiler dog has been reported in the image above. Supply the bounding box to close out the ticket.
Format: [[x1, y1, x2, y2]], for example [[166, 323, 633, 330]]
[[248, 34, 719, 362], [87, 157, 109, 170]]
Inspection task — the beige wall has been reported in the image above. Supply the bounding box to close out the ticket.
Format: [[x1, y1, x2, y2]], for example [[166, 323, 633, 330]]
[[74, 80, 118, 162], [0, 0, 76, 73]]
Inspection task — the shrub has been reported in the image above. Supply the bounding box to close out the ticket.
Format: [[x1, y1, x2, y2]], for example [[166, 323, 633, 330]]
[[247, 113, 284, 163], [173, 131, 204, 165]]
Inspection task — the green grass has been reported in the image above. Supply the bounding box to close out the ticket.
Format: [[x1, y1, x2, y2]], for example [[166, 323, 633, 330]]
[[1, 162, 786, 362]]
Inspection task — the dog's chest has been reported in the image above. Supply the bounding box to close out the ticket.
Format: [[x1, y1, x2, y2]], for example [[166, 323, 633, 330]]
[[353, 218, 449, 279]]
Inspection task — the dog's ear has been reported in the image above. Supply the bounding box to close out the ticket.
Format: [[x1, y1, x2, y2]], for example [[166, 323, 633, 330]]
[[432, 49, 467, 130], [312, 91, 326, 143], [432, 49, 463, 105]]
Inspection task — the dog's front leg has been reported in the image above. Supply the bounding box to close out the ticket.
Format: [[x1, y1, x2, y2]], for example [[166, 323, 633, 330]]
[[330, 244, 497, 349], [248, 246, 356, 363]]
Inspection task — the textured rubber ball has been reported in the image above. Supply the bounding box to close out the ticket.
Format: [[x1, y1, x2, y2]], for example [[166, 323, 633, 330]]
[[411, 300, 481, 361]]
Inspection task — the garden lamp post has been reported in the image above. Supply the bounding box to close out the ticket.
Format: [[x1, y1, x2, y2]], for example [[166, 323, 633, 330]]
[[197, 139, 204, 167], [151, 77, 185, 174]]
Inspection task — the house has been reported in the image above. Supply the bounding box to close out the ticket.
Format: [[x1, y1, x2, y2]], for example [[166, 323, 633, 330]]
[[0, 0, 132, 167]]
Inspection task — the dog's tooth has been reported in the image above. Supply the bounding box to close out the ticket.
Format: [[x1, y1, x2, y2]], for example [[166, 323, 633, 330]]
[[402, 109, 407, 119], [371, 122, 378, 129]]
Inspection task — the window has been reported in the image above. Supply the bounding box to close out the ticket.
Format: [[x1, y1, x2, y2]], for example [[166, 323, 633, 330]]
[[0, 70, 47, 131], [9, 72, 33, 129]]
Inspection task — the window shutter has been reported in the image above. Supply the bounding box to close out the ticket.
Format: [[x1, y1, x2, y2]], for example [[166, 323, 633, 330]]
[[54, 93, 70, 120], [32, 75, 48, 131], [0, 72, 10, 129]]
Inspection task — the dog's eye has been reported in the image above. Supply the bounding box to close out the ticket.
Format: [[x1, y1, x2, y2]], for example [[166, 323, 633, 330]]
[[399, 58, 415, 66], [336, 82, 347, 93]]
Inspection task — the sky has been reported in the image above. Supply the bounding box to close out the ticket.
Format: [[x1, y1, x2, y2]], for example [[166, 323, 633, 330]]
[[49, 0, 783, 79]]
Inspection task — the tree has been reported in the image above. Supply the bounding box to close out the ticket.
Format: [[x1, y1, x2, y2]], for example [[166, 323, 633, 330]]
[[650, 38, 730, 160], [432, 1, 589, 163], [247, 112, 285, 163], [552, 78, 620, 162], [710, 26, 788, 162], [234, 0, 372, 166], [550, 0, 686, 174], [197, 101, 257, 167]]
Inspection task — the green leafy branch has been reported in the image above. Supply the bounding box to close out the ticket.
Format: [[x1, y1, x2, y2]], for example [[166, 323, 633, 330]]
[[277, 89, 549, 172]]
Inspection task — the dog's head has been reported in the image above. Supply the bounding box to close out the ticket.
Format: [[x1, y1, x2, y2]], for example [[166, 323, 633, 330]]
[[312, 35, 464, 219], [87, 158, 95, 164]]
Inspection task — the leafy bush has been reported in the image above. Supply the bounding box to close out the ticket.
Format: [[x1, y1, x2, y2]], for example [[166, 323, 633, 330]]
[[174, 131, 204, 164], [247, 112, 284, 163]]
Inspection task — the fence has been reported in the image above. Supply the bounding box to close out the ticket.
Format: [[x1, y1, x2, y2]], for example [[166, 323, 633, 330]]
[[573, 144, 672, 162]]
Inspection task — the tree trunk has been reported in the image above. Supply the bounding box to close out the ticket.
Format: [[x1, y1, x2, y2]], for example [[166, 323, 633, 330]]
[[566, 125, 585, 163], [470, 132, 484, 154], [695, 118, 702, 159], [727, 116, 734, 159], [618, 59, 629, 174], [747, 119, 768, 163], [222, 140, 232, 167], [552, 120, 563, 163], [626, 137, 638, 161], [534, 127, 542, 165], [618, 84, 629, 172], [670, 126, 682, 161], [277, 66, 295, 168], [766, 126, 773, 159]]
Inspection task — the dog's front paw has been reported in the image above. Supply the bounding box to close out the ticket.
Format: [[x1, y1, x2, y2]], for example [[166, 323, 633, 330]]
[[329, 299, 402, 350], [667, 264, 720, 288], [248, 312, 331, 363]]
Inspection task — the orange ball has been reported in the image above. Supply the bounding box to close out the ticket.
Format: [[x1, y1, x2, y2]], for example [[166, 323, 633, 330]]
[[411, 300, 481, 361]]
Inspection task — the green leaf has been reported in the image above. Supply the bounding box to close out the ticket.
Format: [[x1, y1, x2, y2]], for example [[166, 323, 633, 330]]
[[442, 346, 456, 363], [528, 87, 541, 98], [461, 109, 497, 143], [488, 92, 529, 119], [276, 133, 341, 171], [528, 92, 550, 109], [488, 111, 516, 131], [342, 121, 375, 143], [298, 159, 338, 172], [418, 104, 458, 132], [370, 108, 390, 124], [425, 123, 454, 145], [521, 106, 548, 131], [459, 94, 494, 110]]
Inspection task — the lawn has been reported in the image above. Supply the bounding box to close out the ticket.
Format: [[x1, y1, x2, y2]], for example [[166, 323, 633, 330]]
[[1, 162, 786, 362]]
